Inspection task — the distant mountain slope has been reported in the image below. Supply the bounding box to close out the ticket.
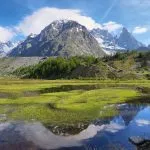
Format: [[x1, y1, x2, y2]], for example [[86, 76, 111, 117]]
[[91, 27, 145, 52], [0, 41, 18, 57], [117, 27, 144, 50], [9, 20, 105, 57], [0, 57, 44, 75], [136, 46, 150, 51], [90, 28, 124, 51]]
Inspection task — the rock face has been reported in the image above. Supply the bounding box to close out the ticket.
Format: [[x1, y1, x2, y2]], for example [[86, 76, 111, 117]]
[[117, 27, 144, 50], [0, 41, 17, 57], [129, 136, 146, 145], [0, 57, 44, 75], [129, 136, 150, 150], [9, 20, 105, 57], [90, 28, 115, 48], [91, 27, 145, 52], [91, 28, 124, 52]]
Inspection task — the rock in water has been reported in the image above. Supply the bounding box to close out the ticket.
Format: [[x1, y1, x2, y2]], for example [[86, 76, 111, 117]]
[[129, 136, 146, 145], [129, 136, 150, 150]]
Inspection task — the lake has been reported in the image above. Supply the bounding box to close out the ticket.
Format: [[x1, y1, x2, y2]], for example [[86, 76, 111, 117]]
[[0, 103, 150, 150]]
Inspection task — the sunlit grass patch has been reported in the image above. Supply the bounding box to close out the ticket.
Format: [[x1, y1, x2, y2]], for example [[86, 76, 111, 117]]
[[0, 79, 149, 126]]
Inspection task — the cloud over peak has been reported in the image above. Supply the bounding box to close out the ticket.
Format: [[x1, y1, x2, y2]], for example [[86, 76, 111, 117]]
[[102, 21, 123, 33], [0, 7, 140, 42], [15, 7, 124, 36], [0, 26, 15, 42], [16, 7, 102, 36]]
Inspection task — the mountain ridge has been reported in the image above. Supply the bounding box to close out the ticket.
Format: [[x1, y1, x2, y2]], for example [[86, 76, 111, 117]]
[[9, 20, 105, 57], [0, 41, 18, 57], [117, 27, 144, 50], [91, 27, 145, 53], [4, 20, 150, 58]]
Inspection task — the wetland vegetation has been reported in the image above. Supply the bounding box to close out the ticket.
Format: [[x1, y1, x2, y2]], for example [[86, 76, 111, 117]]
[[0, 79, 149, 127]]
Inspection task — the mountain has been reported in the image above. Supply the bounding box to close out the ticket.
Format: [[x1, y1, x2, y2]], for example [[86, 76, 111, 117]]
[[91, 27, 145, 53], [0, 41, 18, 57], [136, 46, 150, 51], [0, 57, 44, 76], [90, 28, 125, 54], [117, 27, 144, 50], [9, 20, 105, 57]]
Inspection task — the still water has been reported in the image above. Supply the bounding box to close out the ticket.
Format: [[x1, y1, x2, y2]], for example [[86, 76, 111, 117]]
[[0, 104, 150, 150]]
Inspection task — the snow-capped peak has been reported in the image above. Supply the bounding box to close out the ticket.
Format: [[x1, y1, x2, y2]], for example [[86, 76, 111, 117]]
[[0, 41, 19, 57], [90, 28, 125, 55], [28, 33, 37, 38], [117, 27, 144, 49], [91, 27, 145, 55], [51, 20, 70, 28], [52, 19, 70, 24]]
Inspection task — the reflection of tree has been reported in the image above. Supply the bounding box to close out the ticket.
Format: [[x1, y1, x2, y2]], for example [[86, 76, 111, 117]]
[[47, 123, 89, 136]]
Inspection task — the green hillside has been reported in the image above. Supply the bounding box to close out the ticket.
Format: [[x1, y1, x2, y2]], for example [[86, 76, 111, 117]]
[[13, 51, 150, 80]]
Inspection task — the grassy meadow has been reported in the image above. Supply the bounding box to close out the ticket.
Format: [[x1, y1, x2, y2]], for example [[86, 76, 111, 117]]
[[0, 78, 150, 126]]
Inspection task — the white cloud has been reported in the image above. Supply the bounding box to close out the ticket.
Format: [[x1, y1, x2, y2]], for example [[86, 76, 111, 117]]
[[133, 26, 148, 34], [16, 7, 102, 36], [0, 26, 15, 42], [102, 21, 123, 33], [135, 119, 150, 126], [0, 7, 125, 41]]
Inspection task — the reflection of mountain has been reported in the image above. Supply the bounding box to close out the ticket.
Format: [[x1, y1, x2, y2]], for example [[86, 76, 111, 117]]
[[0, 104, 148, 150], [117, 104, 145, 126], [94, 104, 145, 127], [0, 121, 125, 150]]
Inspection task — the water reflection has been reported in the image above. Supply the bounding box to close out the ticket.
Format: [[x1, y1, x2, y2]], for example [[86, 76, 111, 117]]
[[0, 84, 103, 99], [0, 104, 149, 150]]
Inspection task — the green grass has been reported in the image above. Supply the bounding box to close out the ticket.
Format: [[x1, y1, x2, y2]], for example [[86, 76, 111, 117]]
[[0, 79, 149, 126]]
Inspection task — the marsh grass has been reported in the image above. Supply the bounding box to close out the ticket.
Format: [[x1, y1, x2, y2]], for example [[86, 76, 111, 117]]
[[0, 79, 149, 125]]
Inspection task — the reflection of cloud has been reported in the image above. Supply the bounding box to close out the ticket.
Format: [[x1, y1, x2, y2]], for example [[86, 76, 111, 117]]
[[135, 119, 150, 126], [15, 122, 125, 149], [103, 123, 125, 133], [0, 122, 11, 131], [16, 122, 81, 149], [0, 121, 125, 150], [75, 123, 125, 140]]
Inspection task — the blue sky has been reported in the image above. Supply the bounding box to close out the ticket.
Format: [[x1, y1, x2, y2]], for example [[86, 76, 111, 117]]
[[0, 0, 150, 45]]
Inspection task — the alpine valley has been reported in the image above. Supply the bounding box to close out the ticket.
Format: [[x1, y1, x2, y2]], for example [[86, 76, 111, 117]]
[[0, 8, 150, 150]]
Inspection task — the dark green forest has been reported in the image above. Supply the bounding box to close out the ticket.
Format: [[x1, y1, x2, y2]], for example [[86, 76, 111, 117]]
[[14, 51, 150, 80]]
